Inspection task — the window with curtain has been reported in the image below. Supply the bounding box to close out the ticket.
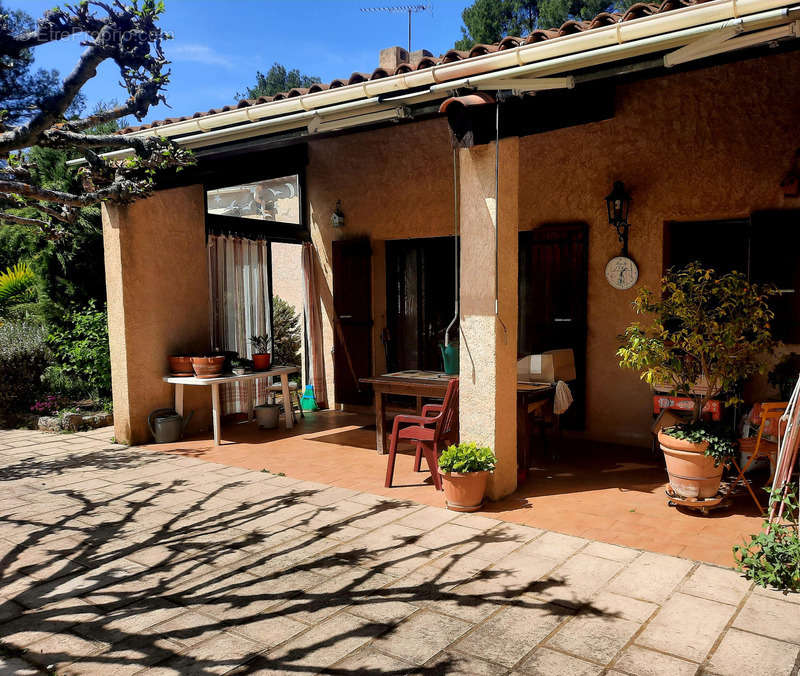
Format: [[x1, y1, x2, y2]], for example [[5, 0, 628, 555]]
[[208, 234, 273, 415]]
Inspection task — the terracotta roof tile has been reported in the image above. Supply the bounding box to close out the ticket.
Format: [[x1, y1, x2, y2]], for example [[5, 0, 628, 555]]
[[118, 0, 719, 134]]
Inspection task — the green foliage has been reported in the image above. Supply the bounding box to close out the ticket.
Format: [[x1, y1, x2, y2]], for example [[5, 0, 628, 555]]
[[47, 301, 111, 399], [0, 320, 50, 420], [250, 334, 271, 355], [272, 296, 301, 367], [734, 487, 800, 593], [454, 0, 635, 49], [662, 422, 736, 465], [0, 262, 36, 317], [618, 262, 777, 421], [0, 2, 69, 127], [235, 63, 320, 100], [438, 442, 497, 473]]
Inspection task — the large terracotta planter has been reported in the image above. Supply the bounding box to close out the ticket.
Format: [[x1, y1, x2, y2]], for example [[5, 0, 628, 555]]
[[439, 469, 491, 512], [168, 355, 193, 377], [253, 353, 271, 371], [658, 430, 723, 499], [191, 356, 225, 379]]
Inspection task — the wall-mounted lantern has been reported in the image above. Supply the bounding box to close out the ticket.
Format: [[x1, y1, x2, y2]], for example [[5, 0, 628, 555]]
[[604, 181, 638, 290], [331, 200, 345, 228], [605, 181, 632, 256]]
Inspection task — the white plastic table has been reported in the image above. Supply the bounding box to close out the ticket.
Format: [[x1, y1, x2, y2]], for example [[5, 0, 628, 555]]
[[163, 366, 299, 446]]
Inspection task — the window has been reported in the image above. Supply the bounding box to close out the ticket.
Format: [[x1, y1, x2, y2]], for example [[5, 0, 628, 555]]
[[665, 211, 800, 342], [206, 175, 301, 225]]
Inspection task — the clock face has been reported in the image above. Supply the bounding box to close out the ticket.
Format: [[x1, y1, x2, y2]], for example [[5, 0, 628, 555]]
[[605, 256, 639, 290]]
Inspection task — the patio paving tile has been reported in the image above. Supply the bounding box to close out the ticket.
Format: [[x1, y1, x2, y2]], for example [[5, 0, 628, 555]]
[[425, 651, 508, 674], [546, 611, 641, 664], [326, 646, 414, 673], [263, 611, 386, 672], [373, 608, 472, 664], [535, 553, 625, 608], [732, 593, 800, 644], [679, 563, 752, 606], [612, 645, 698, 676], [453, 602, 571, 667], [606, 551, 694, 603], [706, 627, 800, 676], [517, 647, 603, 675], [636, 592, 736, 661]]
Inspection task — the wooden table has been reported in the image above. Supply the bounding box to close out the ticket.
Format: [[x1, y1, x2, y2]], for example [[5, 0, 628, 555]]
[[359, 371, 455, 454], [163, 366, 299, 446]]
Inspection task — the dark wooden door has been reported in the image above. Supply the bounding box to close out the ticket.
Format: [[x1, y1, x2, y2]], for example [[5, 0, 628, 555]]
[[386, 237, 459, 372], [518, 223, 588, 428], [332, 238, 373, 405]]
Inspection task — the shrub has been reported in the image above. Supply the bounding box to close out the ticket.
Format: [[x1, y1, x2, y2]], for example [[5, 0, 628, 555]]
[[734, 488, 800, 593], [438, 442, 497, 474], [0, 320, 50, 420], [47, 300, 111, 399], [272, 296, 301, 367]]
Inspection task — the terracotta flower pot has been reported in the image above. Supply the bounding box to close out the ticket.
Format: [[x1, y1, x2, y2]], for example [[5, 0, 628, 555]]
[[190, 356, 225, 379], [658, 430, 723, 499], [168, 356, 193, 377], [439, 469, 491, 512], [253, 353, 271, 371]]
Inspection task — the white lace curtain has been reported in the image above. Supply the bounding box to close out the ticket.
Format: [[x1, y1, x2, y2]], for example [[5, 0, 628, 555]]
[[208, 234, 272, 414]]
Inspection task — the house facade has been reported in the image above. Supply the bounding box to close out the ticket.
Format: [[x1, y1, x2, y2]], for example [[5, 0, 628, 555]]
[[101, 0, 800, 500]]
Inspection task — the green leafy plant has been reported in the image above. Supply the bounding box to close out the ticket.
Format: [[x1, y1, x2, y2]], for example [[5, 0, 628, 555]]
[[618, 263, 776, 455], [0, 320, 50, 421], [47, 300, 111, 399], [0, 262, 36, 317], [231, 357, 254, 370], [734, 487, 800, 593], [250, 334, 271, 354], [661, 421, 737, 466], [438, 442, 497, 474]]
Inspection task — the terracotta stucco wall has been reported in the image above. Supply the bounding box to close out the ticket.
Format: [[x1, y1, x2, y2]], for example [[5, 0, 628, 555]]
[[517, 51, 800, 446], [305, 118, 456, 406], [103, 185, 212, 444]]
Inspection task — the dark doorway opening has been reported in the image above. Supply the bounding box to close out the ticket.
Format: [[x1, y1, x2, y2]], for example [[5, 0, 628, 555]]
[[386, 236, 459, 373], [332, 238, 373, 406], [518, 223, 589, 429]]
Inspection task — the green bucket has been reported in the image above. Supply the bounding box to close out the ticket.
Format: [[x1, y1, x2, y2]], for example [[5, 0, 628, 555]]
[[440, 343, 459, 375]]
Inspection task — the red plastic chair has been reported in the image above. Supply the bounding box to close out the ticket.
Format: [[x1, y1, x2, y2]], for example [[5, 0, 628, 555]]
[[384, 378, 459, 491]]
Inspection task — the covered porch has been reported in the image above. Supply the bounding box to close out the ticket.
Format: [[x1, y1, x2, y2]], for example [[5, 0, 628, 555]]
[[101, 1, 800, 569]]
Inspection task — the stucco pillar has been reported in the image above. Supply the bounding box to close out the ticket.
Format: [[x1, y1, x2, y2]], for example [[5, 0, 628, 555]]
[[102, 185, 212, 445], [458, 138, 519, 500]]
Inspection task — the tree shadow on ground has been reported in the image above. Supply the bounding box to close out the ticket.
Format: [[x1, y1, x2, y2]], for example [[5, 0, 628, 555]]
[[0, 444, 620, 674]]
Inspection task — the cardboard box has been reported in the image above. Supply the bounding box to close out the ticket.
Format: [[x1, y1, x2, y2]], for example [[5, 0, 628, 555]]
[[517, 349, 576, 383]]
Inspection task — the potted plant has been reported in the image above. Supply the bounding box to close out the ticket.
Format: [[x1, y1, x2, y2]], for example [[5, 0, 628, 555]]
[[190, 353, 225, 379], [618, 262, 776, 500], [168, 353, 194, 377], [250, 334, 271, 371], [438, 442, 497, 512], [231, 357, 254, 376]]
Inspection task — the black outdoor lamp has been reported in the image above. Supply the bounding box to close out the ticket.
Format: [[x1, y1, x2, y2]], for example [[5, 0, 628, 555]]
[[605, 180, 632, 256]]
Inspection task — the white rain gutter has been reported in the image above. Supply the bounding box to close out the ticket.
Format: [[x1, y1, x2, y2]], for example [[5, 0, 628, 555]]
[[115, 0, 794, 142], [67, 0, 799, 166]]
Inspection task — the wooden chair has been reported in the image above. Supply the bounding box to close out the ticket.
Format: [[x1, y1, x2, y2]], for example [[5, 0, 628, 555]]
[[385, 377, 459, 491], [728, 402, 787, 513]]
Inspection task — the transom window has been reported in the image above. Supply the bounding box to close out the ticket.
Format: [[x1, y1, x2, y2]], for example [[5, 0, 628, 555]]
[[206, 175, 300, 225]]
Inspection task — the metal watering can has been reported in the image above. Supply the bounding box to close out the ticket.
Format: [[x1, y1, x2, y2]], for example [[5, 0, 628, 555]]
[[147, 408, 193, 443]]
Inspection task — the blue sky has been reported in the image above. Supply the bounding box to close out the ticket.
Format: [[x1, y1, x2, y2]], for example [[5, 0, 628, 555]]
[[15, 0, 473, 125]]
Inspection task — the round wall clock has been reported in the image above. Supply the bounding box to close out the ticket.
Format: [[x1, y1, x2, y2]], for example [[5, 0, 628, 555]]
[[605, 256, 639, 290]]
